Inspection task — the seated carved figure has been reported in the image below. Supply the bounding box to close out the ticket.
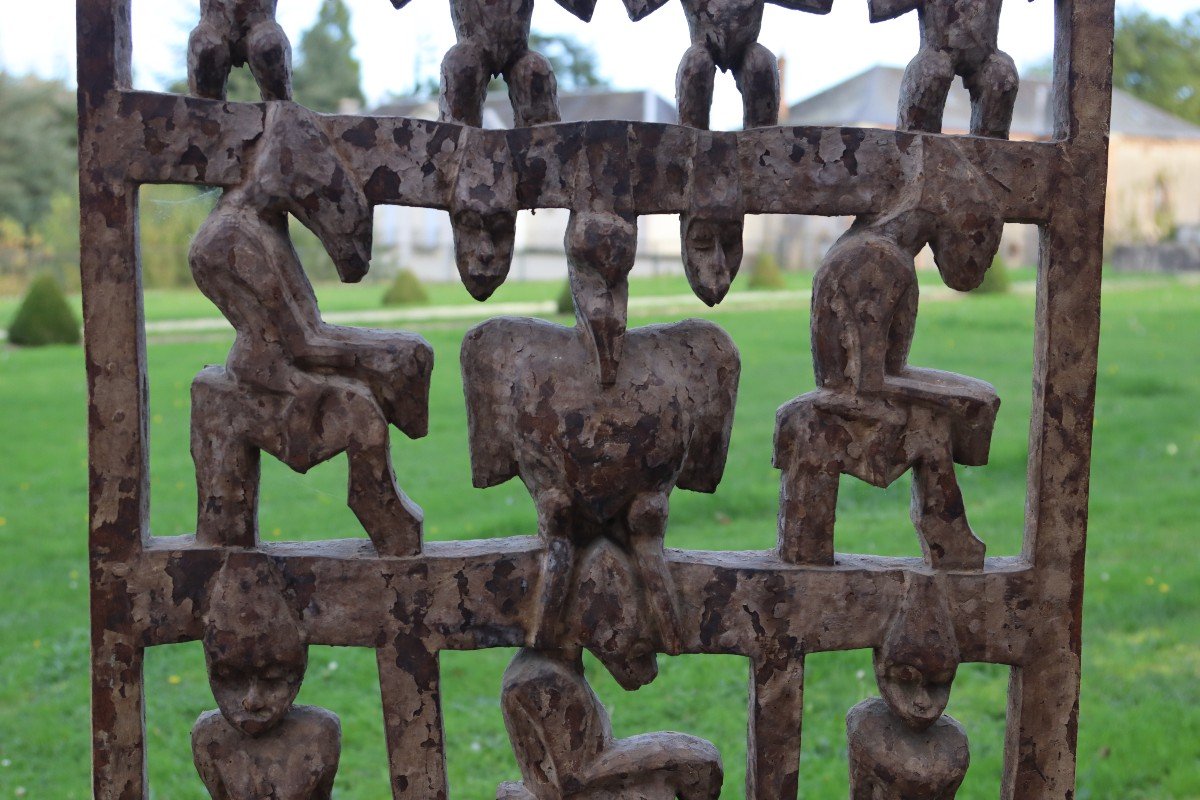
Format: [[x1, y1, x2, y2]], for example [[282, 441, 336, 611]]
[[774, 144, 1003, 569], [462, 211, 740, 662], [193, 553, 341, 800], [496, 648, 723, 800], [189, 103, 433, 557], [870, 0, 1028, 138], [847, 575, 970, 799], [189, 0, 292, 101]]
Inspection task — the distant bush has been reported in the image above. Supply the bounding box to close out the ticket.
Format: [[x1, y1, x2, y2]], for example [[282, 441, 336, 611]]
[[747, 251, 786, 290], [382, 269, 430, 306], [974, 256, 1012, 295], [556, 281, 574, 315], [7, 275, 80, 346]]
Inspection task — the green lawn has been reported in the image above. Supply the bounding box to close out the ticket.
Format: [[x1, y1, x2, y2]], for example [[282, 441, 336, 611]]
[[0, 265, 1045, 329], [0, 279, 1197, 798]]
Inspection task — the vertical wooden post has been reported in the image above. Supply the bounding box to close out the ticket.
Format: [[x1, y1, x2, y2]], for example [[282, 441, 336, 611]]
[[1003, 1, 1114, 798]]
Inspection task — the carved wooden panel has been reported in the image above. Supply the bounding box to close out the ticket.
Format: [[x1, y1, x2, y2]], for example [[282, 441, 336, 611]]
[[80, 1, 1114, 797]]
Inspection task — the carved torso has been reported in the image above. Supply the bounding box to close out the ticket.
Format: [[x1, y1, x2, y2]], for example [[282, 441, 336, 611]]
[[189, 202, 323, 394], [450, 0, 536, 69], [682, 0, 765, 71], [809, 229, 918, 393], [847, 698, 969, 800], [919, 0, 1004, 69], [464, 317, 738, 528], [200, 0, 280, 36], [192, 707, 340, 800]]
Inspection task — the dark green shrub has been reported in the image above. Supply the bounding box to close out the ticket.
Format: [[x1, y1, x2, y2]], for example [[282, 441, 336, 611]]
[[974, 256, 1012, 295], [7, 275, 80, 346], [382, 269, 430, 306], [747, 251, 786, 290], [556, 281, 574, 315]]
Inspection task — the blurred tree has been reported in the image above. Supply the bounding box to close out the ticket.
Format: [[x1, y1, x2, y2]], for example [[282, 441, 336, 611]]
[[1024, 11, 1200, 127], [293, 0, 366, 112], [1112, 10, 1200, 125], [527, 32, 608, 93], [0, 72, 77, 279]]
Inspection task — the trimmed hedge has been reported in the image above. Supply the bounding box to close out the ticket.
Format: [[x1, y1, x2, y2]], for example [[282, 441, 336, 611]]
[[747, 251, 786, 290], [7, 276, 80, 346], [556, 281, 574, 315], [382, 269, 430, 306], [974, 256, 1012, 295]]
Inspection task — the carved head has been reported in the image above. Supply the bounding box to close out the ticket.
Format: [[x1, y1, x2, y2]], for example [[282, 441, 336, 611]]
[[202, 552, 307, 737], [451, 130, 519, 301], [247, 103, 374, 283], [452, 208, 517, 301], [873, 574, 960, 731], [681, 213, 744, 306], [566, 211, 638, 387], [920, 143, 1003, 292], [682, 131, 744, 306]]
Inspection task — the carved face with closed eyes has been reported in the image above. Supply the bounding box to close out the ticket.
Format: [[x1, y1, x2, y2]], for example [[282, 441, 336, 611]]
[[202, 553, 308, 737], [874, 574, 961, 731], [681, 214, 744, 307]]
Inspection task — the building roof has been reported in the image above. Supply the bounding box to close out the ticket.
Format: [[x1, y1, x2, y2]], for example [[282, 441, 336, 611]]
[[373, 88, 677, 128], [786, 65, 1200, 140]]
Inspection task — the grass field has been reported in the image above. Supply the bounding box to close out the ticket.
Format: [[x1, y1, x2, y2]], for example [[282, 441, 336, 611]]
[[0, 276, 1197, 798], [0, 265, 1042, 329]]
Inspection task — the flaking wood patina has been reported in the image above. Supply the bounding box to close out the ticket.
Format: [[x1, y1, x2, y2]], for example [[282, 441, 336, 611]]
[[80, 0, 1113, 797]]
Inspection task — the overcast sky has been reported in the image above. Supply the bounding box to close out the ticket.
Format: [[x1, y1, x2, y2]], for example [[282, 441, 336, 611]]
[[2, 1, 1195, 128]]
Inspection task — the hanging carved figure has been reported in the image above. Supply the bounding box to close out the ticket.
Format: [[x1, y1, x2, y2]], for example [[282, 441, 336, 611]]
[[188, 0, 293, 101], [847, 574, 969, 799], [192, 552, 341, 799], [774, 141, 1003, 569], [870, 0, 1028, 138], [461, 210, 740, 663], [497, 648, 724, 800], [189, 103, 433, 557], [638, 0, 834, 130], [388, 0, 595, 127]]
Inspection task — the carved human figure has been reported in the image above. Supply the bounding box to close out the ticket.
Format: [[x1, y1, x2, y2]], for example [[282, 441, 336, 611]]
[[193, 552, 341, 800], [188, 0, 293, 101], [642, 0, 833, 130], [774, 143, 1003, 569], [847, 575, 970, 799], [870, 0, 1027, 138], [497, 648, 723, 800], [462, 211, 740, 662], [389, 0, 594, 128], [189, 103, 433, 557]]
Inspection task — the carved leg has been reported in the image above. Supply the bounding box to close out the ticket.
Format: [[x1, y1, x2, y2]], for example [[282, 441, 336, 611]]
[[910, 446, 985, 570], [191, 367, 261, 548], [188, 20, 232, 100], [341, 391, 422, 557], [775, 402, 840, 565], [279, 379, 423, 556], [530, 489, 576, 649], [964, 51, 1019, 139], [676, 44, 716, 130], [246, 21, 294, 102], [747, 653, 804, 800], [897, 46, 955, 133], [627, 492, 683, 656], [439, 42, 492, 127], [735, 43, 780, 129], [507, 50, 560, 127]]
